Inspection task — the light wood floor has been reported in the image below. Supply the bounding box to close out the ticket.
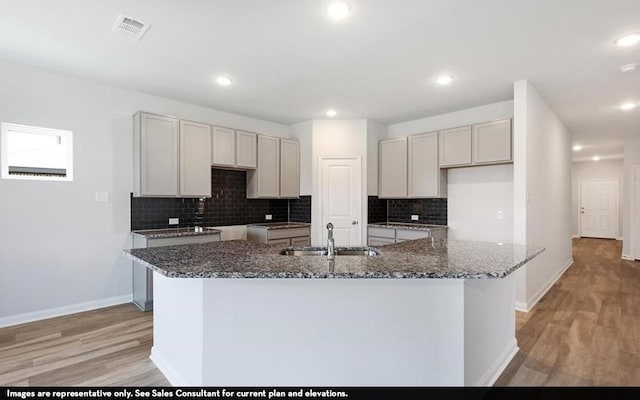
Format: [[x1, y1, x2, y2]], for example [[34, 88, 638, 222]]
[[496, 238, 640, 386], [1, 238, 638, 386]]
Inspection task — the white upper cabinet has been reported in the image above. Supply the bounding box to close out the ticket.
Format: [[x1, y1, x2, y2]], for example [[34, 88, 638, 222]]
[[378, 137, 408, 198], [212, 126, 236, 167], [472, 119, 512, 164], [408, 132, 446, 198], [134, 112, 180, 197], [280, 138, 300, 198], [179, 120, 212, 197], [236, 130, 257, 169], [247, 135, 280, 198], [439, 126, 472, 168]]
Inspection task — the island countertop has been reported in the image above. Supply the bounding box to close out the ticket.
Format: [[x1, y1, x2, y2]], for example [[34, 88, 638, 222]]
[[123, 238, 544, 280]]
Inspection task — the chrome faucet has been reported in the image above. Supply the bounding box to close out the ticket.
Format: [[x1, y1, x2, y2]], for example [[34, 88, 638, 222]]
[[326, 223, 335, 260]]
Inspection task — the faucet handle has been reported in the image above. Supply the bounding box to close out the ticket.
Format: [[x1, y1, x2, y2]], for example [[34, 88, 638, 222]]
[[326, 222, 334, 230]]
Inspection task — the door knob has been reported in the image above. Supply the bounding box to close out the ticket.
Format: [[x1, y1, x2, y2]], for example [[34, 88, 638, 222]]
[[352, 220, 358, 225]]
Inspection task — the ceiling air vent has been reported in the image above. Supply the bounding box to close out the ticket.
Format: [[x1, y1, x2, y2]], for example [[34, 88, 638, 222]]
[[113, 14, 150, 40]]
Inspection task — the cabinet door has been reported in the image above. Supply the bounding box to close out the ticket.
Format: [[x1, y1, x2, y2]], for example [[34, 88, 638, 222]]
[[378, 137, 407, 198], [408, 132, 445, 197], [439, 126, 472, 168], [139, 113, 179, 196], [247, 135, 280, 198], [212, 126, 236, 166], [179, 120, 212, 197], [472, 119, 512, 164], [280, 139, 300, 198], [236, 130, 257, 169]]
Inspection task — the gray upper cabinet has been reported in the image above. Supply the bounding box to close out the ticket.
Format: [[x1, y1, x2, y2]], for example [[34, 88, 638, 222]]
[[236, 131, 257, 169], [378, 137, 408, 198], [439, 126, 472, 168], [280, 138, 300, 198], [408, 132, 447, 198], [212, 126, 236, 167], [247, 135, 280, 198], [134, 112, 180, 197], [179, 120, 212, 197], [472, 119, 512, 164]]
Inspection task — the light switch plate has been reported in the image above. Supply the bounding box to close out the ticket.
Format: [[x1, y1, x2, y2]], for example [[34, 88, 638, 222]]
[[265, 214, 273, 221], [411, 215, 419, 221], [497, 210, 504, 220], [169, 218, 179, 225], [95, 192, 109, 202]]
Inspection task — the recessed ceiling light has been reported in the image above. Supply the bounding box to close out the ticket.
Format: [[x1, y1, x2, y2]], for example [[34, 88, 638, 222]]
[[327, 1, 351, 20], [326, 109, 338, 117], [620, 102, 637, 111], [614, 33, 640, 47], [434, 75, 454, 86], [620, 63, 638, 72], [216, 76, 232, 86], [572, 145, 583, 151], [592, 156, 601, 162]]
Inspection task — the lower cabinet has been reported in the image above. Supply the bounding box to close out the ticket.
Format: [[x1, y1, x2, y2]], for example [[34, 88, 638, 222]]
[[131, 232, 221, 311], [247, 225, 311, 246], [367, 226, 447, 246]]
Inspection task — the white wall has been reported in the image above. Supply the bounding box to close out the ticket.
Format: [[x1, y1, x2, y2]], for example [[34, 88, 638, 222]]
[[289, 120, 313, 196], [366, 120, 387, 196], [571, 159, 624, 238], [387, 100, 514, 138], [513, 80, 573, 310], [0, 60, 289, 325], [311, 119, 368, 245], [448, 165, 514, 243], [622, 136, 640, 258]]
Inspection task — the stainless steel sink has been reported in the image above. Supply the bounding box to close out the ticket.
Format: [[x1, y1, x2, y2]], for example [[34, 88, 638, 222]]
[[280, 247, 381, 256]]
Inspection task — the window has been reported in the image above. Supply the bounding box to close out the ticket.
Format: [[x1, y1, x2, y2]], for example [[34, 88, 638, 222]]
[[1, 122, 73, 181]]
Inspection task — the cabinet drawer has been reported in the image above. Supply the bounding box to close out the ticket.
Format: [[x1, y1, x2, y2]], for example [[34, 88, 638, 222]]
[[396, 229, 431, 241], [368, 227, 395, 239], [290, 236, 311, 247], [147, 234, 220, 247], [267, 238, 291, 246], [267, 227, 311, 240], [368, 237, 396, 246]]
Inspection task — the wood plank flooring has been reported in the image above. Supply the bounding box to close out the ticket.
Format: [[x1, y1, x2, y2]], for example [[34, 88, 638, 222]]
[[0, 237, 638, 386], [496, 238, 640, 386], [0, 304, 168, 386]]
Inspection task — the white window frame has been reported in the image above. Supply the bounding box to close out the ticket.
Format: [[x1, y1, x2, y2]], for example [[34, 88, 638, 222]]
[[1, 122, 74, 182]]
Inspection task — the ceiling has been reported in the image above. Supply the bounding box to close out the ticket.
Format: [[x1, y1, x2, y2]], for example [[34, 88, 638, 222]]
[[0, 0, 638, 160]]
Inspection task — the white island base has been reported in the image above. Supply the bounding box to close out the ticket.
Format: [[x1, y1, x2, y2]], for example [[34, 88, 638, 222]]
[[150, 272, 517, 386]]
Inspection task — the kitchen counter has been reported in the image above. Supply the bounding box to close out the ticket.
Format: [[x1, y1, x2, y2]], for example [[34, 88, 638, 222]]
[[368, 222, 448, 231], [246, 222, 311, 230], [131, 227, 222, 239], [123, 238, 543, 279]]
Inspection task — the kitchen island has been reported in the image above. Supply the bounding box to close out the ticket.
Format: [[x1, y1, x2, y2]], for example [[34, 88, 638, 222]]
[[124, 239, 543, 386]]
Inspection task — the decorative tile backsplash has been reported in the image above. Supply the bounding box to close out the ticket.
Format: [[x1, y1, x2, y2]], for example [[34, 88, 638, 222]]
[[368, 196, 448, 226], [131, 169, 311, 230]]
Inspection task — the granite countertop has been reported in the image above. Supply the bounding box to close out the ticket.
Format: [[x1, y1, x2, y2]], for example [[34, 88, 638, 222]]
[[123, 239, 544, 280], [131, 227, 222, 239], [368, 222, 449, 231], [247, 222, 311, 230]]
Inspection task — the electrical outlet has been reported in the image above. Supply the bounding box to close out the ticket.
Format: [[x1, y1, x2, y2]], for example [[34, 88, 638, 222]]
[[169, 218, 179, 225], [265, 214, 273, 221], [411, 215, 419, 221], [497, 210, 504, 220]]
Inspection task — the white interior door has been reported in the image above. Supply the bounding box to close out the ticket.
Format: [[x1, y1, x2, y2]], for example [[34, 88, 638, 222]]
[[633, 166, 640, 260], [579, 179, 618, 239], [321, 157, 362, 247]]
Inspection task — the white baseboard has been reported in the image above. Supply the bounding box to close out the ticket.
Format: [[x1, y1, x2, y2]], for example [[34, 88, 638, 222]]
[[622, 254, 634, 261], [616, 237, 623, 241], [0, 295, 132, 329], [571, 235, 580, 239], [515, 258, 574, 313], [475, 339, 519, 386], [150, 347, 186, 386]]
